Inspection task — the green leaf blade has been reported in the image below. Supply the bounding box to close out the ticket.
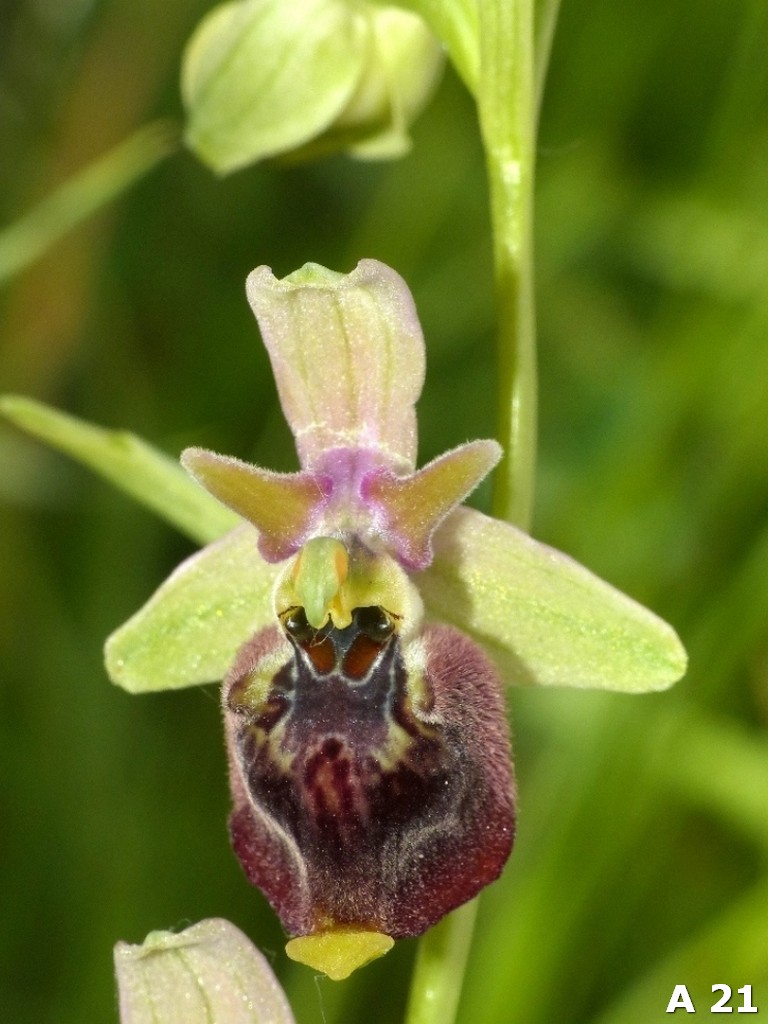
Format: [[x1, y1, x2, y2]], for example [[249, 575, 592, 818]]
[[0, 122, 176, 287], [0, 395, 238, 545]]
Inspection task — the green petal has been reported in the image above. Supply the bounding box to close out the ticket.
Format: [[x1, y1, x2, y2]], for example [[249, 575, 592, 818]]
[[182, 446, 325, 559], [115, 918, 296, 1024], [420, 507, 687, 692], [105, 526, 276, 692], [0, 396, 237, 545], [182, 0, 368, 174], [363, 439, 500, 568]]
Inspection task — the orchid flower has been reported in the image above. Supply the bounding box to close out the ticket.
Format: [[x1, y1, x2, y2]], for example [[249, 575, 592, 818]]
[[0, 259, 686, 979]]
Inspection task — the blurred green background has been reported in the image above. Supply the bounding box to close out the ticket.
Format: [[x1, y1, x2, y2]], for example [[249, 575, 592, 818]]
[[2, 0, 768, 1021]]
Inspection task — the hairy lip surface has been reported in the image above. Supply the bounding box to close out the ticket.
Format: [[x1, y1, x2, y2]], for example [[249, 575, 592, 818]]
[[224, 620, 516, 938]]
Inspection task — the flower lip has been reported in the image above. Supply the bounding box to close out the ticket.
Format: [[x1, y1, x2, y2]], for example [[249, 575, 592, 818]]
[[224, 618, 515, 941]]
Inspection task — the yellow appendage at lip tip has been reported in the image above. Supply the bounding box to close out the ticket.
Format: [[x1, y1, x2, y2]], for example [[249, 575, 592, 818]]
[[285, 928, 394, 980]]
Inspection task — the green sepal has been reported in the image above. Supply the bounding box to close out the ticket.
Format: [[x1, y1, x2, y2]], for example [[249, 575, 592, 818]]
[[246, 259, 425, 472], [105, 501, 686, 695], [420, 507, 687, 692], [0, 396, 237, 545], [105, 526, 276, 692]]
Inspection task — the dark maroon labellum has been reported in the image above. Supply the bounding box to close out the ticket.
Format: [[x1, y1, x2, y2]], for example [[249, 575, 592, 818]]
[[223, 607, 515, 939]]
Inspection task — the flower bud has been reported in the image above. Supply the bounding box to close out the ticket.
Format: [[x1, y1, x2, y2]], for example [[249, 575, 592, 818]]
[[182, 0, 443, 174], [114, 919, 295, 1023]]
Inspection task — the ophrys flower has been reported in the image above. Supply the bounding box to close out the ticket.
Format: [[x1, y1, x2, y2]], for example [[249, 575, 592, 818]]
[[0, 260, 686, 977]]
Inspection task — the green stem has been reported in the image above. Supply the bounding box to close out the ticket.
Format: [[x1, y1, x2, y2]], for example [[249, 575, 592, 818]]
[[405, 1, 544, 1021], [478, 0, 537, 531], [403, 901, 478, 1024]]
